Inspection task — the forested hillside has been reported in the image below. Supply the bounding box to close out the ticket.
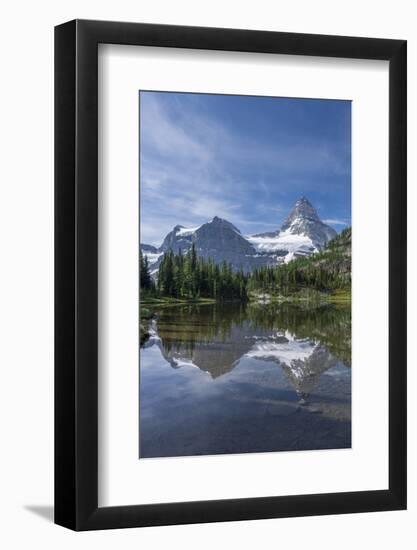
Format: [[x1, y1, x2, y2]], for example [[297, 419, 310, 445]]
[[247, 227, 351, 295], [140, 228, 351, 301], [140, 243, 247, 301]]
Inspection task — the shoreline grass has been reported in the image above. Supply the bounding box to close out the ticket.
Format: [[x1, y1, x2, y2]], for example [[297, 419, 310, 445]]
[[141, 289, 351, 308], [248, 288, 351, 306], [141, 296, 217, 307]]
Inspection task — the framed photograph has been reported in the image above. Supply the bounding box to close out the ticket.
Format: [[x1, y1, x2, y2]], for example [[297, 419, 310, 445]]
[[55, 20, 406, 530]]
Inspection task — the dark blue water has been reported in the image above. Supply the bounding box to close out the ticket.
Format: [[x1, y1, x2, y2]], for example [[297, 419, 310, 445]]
[[139, 303, 351, 458]]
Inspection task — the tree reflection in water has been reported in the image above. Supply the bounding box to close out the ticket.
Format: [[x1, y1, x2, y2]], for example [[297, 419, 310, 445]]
[[145, 302, 351, 401], [140, 302, 351, 457]]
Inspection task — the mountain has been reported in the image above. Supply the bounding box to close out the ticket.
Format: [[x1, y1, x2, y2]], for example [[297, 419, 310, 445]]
[[295, 226, 351, 289], [193, 217, 259, 272], [143, 216, 264, 273], [247, 197, 337, 263], [140, 243, 158, 254], [255, 226, 351, 296], [139, 243, 163, 270], [159, 224, 195, 254], [140, 197, 340, 273]]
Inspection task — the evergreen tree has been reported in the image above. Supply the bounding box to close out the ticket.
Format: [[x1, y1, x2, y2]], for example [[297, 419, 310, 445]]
[[247, 227, 351, 294], [140, 251, 152, 290], [155, 246, 248, 301]]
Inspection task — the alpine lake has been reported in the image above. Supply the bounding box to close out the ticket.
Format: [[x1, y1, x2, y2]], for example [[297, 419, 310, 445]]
[[139, 300, 351, 458]]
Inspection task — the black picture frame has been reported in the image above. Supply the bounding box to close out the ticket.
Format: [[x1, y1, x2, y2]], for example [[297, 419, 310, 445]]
[[55, 19, 407, 531]]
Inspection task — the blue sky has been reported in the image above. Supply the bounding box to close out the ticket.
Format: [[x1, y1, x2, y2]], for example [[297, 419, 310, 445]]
[[140, 91, 351, 246]]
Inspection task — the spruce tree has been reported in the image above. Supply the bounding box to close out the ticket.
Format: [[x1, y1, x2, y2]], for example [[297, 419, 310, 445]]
[[140, 251, 152, 290]]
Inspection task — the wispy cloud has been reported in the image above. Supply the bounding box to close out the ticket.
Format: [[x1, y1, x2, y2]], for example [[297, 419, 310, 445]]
[[140, 92, 351, 244]]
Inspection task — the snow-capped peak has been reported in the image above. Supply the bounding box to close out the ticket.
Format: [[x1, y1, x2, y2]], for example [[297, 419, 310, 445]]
[[175, 224, 200, 236], [247, 196, 336, 264], [281, 196, 320, 231], [141, 197, 340, 273]]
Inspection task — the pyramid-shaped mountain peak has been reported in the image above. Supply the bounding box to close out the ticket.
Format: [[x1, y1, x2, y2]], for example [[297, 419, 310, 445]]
[[281, 196, 320, 230]]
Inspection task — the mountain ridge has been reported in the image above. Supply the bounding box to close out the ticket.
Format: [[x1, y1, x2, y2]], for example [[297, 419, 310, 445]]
[[141, 197, 341, 273]]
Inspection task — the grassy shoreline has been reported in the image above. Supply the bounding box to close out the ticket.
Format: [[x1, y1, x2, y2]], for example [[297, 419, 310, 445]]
[[141, 289, 351, 310], [248, 288, 351, 306], [141, 296, 217, 306]]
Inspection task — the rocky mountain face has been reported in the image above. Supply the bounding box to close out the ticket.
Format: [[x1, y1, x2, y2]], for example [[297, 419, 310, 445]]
[[247, 197, 337, 264], [193, 217, 259, 272], [159, 225, 194, 254], [142, 217, 263, 273], [282, 196, 337, 245], [140, 243, 158, 254], [140, 197, 340, 273]]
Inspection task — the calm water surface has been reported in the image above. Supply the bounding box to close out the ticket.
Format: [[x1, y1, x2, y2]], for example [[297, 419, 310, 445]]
[[139, 302, 351, 458]]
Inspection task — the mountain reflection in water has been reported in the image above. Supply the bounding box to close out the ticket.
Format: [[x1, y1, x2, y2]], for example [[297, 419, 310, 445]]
[[140, 302, 351, 458]]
